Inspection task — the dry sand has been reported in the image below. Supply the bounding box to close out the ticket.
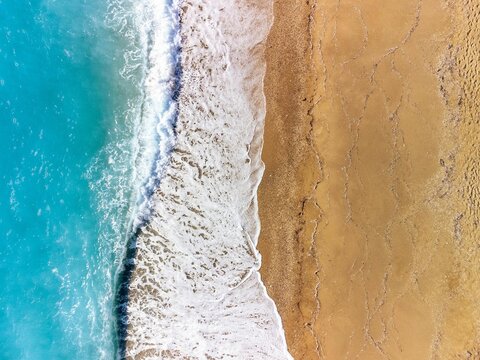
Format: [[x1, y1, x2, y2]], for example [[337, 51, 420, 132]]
[[258, 0, 480, 359]]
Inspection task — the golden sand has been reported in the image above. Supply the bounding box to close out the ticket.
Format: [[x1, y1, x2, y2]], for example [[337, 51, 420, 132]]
[[258, 0, 480, 358]]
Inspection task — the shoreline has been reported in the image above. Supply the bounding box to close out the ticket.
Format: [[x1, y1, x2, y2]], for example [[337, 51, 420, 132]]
[[259, 0, 480, 358], [124, 1, 292, 358]]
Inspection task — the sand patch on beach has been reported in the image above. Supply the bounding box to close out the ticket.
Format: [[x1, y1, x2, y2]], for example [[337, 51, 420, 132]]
[[259, 0, 480, 358]]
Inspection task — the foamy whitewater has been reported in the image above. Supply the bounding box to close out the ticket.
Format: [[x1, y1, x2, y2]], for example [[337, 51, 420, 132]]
[[121, 0, 293, 358]]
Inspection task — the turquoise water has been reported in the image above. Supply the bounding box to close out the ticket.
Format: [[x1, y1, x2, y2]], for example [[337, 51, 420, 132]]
[[0, 0, 141, 358]]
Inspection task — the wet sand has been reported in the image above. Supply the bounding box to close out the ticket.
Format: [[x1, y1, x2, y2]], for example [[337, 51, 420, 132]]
[[258, 0, 480, 359]]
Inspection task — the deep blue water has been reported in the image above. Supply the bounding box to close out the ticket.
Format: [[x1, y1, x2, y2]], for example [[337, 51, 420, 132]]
[[0, 1, 140, 358]]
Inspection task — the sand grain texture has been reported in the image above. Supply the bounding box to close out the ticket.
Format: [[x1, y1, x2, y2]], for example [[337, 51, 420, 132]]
[[259, 0, 480, 358]]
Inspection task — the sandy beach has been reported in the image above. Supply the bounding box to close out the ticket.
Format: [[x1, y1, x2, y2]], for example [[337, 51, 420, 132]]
[[259, 0, 480, 359]]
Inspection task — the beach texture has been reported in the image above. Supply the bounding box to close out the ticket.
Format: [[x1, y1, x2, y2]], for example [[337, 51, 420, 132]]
[[259, 0, 480, 358]]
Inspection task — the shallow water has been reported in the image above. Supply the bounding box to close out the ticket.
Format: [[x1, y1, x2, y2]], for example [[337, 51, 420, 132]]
[[0, 1, 142, 358]]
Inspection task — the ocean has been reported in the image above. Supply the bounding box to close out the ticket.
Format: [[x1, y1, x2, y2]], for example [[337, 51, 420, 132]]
[[0, 0, 143, 358], [0, 0, 291, 359]]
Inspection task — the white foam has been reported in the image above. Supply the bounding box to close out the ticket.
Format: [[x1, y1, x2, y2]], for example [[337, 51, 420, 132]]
[[125, 0, 292, 358], [106, 0, 181, 228]]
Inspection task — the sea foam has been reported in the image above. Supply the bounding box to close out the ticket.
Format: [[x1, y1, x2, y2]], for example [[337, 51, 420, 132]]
[[123, 0, 292, 358]]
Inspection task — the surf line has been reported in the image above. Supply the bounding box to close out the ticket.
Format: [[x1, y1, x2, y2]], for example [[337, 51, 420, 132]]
[[113, 1, 182, 358]]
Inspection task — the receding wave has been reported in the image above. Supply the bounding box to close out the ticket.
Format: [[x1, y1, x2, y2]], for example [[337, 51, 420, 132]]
[[86, 0, 182, 357], [109, 0, 292, 358]]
